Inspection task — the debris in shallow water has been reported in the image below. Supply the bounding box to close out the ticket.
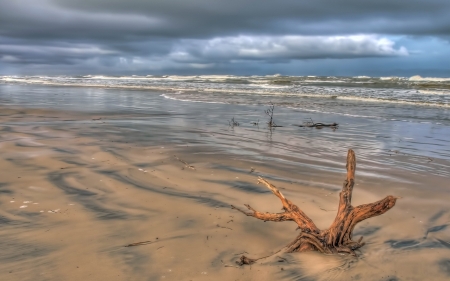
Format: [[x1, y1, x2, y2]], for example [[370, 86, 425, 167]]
[[294, 118, 339, 129], [265, 102, 282, 128], [174, 155, 195, 170], [228, 117, 240, 128], [20, 205, 27, 208]]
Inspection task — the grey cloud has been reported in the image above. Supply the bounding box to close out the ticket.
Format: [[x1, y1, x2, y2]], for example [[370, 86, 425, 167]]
[[0, 0, 448, 75], [0, 1, 165, 40], [2, 0, 450, 41], [50, 0, 450, 37], [171, 35, 408, 63], [0, 36, 117, 65]]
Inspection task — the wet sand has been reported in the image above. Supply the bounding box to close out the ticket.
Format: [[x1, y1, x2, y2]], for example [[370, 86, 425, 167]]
[[1, 103, 449, 281]]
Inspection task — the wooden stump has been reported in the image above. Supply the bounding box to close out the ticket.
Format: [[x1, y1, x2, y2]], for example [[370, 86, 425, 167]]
[[231, 149, 397, 260]]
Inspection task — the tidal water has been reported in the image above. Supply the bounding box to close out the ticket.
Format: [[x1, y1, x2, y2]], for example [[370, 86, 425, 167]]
[[0, 81, 449, 178]]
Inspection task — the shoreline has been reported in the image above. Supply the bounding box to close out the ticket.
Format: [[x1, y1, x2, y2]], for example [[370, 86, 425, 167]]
[[0, 88, 449, 280]]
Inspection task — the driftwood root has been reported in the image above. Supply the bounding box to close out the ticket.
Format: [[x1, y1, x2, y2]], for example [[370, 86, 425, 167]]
[[232, 149, 397, 264]]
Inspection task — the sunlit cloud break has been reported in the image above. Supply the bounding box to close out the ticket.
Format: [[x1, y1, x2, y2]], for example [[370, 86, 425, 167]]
[[171, 35, 408, 63]]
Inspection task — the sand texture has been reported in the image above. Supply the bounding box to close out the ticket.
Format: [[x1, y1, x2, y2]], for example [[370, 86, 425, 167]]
[[1, 106, 449, 281]]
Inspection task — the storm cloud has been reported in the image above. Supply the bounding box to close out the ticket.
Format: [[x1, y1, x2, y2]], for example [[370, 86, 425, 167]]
[[0, 0, 449, 75]]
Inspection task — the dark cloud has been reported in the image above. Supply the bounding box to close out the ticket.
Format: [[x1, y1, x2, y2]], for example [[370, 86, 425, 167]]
[[0, 0, 449, 75], [38, 0, 450, 38]]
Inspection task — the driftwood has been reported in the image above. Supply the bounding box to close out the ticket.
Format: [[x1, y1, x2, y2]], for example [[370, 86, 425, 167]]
[[228, 117, 240, 128], [295, 118, 338, 129], [231, 149, 397, 263], [265, 102, 283, 128], [295, 122, 338, 128]]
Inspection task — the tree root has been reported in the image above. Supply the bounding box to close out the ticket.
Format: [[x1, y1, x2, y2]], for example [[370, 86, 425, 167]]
[[232, 149, 397, 264]]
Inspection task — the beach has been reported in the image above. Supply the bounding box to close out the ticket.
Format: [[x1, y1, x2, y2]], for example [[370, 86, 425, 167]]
[[0, 82, 449, 280]]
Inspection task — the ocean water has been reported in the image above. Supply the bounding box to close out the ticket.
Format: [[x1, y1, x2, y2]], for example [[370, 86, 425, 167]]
[[0, 75, 449, 177], [1, 74, 449, 124]]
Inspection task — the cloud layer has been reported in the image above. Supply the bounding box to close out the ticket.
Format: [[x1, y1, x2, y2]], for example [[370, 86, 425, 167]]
[[172, 35, 408, 63], [0, 0, 448, 75]]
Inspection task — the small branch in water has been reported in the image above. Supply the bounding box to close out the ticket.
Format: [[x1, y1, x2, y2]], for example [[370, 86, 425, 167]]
[[265, 102, 283, 128], [228, 117, 240, 128], [174, 155, 195, 170], [295, 118, 339, 129]]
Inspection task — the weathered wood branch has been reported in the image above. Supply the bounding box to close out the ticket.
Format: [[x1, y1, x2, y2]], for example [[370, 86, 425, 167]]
[[295, 122, 339, 128], [257, 177, 319, 233], [295, 118, 338, 129], [232, 149, 397, 263], [231, 204, 293, 222]]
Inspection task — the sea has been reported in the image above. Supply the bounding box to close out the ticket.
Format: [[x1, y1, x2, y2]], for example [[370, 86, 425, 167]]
[[1, 75, 449, 121], [1, 74, 449, 177]]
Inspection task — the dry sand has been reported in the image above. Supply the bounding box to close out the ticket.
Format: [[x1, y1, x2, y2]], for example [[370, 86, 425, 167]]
[[1, 106, 449, 281]]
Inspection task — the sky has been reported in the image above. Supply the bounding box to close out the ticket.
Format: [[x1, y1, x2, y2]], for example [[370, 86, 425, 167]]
[[0, 0, 449, 77]]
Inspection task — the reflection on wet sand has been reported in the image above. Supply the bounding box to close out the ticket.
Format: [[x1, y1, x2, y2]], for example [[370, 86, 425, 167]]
[[0, 106, 449, 281]]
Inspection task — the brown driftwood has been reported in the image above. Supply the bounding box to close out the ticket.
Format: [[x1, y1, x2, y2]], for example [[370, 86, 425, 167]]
[[231, 149, 397, 260], [295, 122, 338, 128], [295, 118, 338, 129]]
